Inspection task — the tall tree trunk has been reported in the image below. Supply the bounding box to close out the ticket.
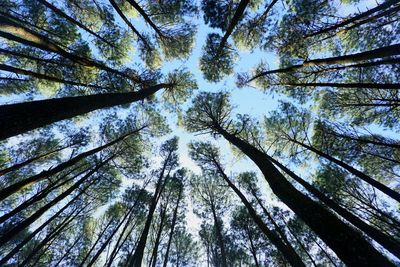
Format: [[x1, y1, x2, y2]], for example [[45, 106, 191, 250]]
[[0, 156, 112, 246], [0, 126, 143, 200], [210, 204, 228, 267], [37, 0, 113, 46], [215, 126, 395, 266], [247, 44, 400, 82], [0, 82, 163, 140], [216, 0, 250, 56], [0, 63, 111, 90], [280, 82, 400, 90], [245, 226, 260, 267], [150, 203, 169, 267], [0, 179, 92, 265], [0, 142, 71, 177], [163, 185, 183, 267], [289, 138, 400, 203], [305, 0, 400, 38], [125, 0, 164, 38], [108, 0, 151, 49], [128, 150, 174, 267], [0, 14, 139, 82], [0, 163, 88, 225], [267, 155, 400, 258], [213, 160, 305, 267]]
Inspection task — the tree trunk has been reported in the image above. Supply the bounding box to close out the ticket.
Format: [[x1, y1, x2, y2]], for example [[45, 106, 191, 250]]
[[213, 160, 305, 267], [108, 0, 151, 49], [37, 0, 113, 46], [0, 14, 139, 82], [210, 204, 228, 267], [246, 227, 260, 267], [267, 155, 400, 258], [126, 0, 164, 38], [0, 126, 143, 200], [0, 156, 112, 246], [216, 0, 249, 56], [305, 0, 400, 38], [216, 126, 395, 266], [150, 203, 169, 267], [0, 63, 111, 90], [247, 43, 400, 82], [0, 83, 163, 140], [163, 185, 183, 267], [128, 150, 173, 267], [280, 82, 400, 90], [290, 138, 400, 203]]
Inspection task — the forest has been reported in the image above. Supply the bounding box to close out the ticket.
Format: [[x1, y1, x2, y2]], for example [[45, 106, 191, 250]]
[[0, 0, 399, 266]]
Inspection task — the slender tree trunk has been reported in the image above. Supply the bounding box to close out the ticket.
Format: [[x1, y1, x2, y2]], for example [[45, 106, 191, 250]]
[[37, 0, 113, 46], [216, 126, 395, 266], [0, 178, 92, 265], [216, 0, 249, 56], [150, 203, 169, 267], [0, 126, 143, 200], [0, 164, 88, 225], [0, 47, 71, 66], [305, 0, 400, 37], [79, 217, 115, 266], [0, 15, 139, 82], [246, 227, 260, 267], [128, 151, 173, 267], [0, 82, 163, 140], [108, 0, 151, 49], [247, 43, 400, 82], [163, 186, 183, 267], [0, 143, 70, 177], [125, 0, 164, 38], [0, 63, 111, 90], [289, 138, 400, 203], [213, 160, 305, 267], [279, 82, 400, 90], [53, 235, 81, 267], [267, 156, 400, 258], [0, 156, 112, 246], [210, 204, 228, 267]]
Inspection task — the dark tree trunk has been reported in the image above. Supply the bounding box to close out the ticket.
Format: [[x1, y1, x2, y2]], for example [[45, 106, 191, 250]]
[[126, 0, 165, 38], [280, 82, 400, 90], [0, 156, 112, 246], [37, 0, 113, 46], [290, 138, 400, 203], [247, 44, 400, 82], [150, 203, 169, 267], [163, 186, 183, 267], [210, 204, 228, 267], [108, 0, 151, 49], [216, 0, 250, 56], [213, 160, 305, 267], [216, 126, 395, 267], [246, 227, 260, 267], [0, 15, 139, 82], [0, 83, 163, 140], [305, 0, 400, 37], [128, 151, 173, 267], [267, 155, 400, 258], [0, 127, 143, 200], [0, 63, 111, 90]]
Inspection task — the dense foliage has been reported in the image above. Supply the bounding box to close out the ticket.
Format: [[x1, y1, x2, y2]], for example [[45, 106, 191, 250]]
[[0, 0, 399, 266]]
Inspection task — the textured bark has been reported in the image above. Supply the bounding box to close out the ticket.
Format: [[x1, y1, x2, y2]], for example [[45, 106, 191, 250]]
[[0, 83, 164, 140], [215, 126, 395, 266], [290, 138, 400, 203], [0, 127, 143, 200], [213, 160, 305, 267]]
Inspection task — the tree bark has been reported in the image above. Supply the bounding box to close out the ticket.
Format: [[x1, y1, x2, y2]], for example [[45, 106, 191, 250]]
[[216, 0, 249, 56], [163, 185, 183, 267], [0, 83, 164, 140], [36, 0, 113, 46], [213, 159, 305, 267], [289, 138, 400, 203], [126, 0, 164, 38], [0, 126, 143, 200], [215, 126, 395, 266], [210, 203, 228, 267], [267, 156, 400, 258], [150, 203, 169, 267]]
